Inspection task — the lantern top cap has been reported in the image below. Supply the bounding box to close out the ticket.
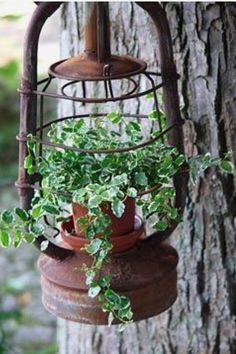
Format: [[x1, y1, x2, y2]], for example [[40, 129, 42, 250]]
[[49, 3, 147, 81], [48, 54, 147, 81]]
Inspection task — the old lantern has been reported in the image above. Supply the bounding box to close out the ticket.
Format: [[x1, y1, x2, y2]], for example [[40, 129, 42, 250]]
[[17, 2, 187, 324]]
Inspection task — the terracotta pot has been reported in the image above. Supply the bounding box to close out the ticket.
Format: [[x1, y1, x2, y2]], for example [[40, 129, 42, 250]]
[[61, 215, 144, 254], [72, 197, 135, 237]]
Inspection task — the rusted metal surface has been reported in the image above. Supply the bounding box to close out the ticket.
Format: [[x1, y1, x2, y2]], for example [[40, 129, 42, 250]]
[[84, 3, 99, 59], [49, 3, 146, 80], [38, 241, 178, 324], [48, 55, 147, 81], [82, 3, 111, 62], [97, 3, 111, 62]]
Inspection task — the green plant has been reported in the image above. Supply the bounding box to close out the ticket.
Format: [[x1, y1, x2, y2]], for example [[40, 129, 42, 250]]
[[0, 110, 234, 329]]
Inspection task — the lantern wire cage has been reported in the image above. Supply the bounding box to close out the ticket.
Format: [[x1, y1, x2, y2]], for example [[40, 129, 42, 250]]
[[17, 72, 182, 238], [17, 1, 188, 261]]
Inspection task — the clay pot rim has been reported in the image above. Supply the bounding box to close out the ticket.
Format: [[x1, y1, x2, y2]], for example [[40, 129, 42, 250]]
[[61, 214, 143, 243]]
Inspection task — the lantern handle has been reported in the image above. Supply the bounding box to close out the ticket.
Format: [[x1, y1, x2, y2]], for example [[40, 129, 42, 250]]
[[136, 2, 189, 243]]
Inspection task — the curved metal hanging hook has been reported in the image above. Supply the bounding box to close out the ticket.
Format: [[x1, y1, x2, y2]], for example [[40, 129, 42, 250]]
[[18, 2, 74, 261], [136, 2, 189, 241], [135, 3, 185, 148]]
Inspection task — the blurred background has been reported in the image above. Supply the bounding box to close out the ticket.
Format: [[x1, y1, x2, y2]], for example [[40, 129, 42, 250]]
[[0, 1, 60, 353]]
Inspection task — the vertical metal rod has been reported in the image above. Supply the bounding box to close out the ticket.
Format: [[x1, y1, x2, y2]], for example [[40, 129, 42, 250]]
[[103, 65, 110, 98], [84, 2, 111, 62], [84, 2, 97, 58], [104, 64, 114, 98], [82, 80, 86, 106], [97, 2, 111, 62], [19, 2, 73, 260], [108, 79, 114, 99], [104, 81, 109, 99], [39, 77, 52, 158], [18, 2, 61, 211], [145, 73, 163, 140]]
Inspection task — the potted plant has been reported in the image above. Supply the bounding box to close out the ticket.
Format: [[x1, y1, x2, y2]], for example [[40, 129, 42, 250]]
[[0, 109, 234, 328]]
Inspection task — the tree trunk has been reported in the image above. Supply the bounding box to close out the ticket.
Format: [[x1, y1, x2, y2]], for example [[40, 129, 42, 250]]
[[57, 2, 236, 353]]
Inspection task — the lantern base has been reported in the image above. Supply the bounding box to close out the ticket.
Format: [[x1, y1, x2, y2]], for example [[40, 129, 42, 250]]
[[38, 240, 178, 325]]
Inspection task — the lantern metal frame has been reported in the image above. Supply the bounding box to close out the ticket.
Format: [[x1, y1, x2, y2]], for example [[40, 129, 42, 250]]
[[16, 1, 189, 324], [17, 2, 188, 256]]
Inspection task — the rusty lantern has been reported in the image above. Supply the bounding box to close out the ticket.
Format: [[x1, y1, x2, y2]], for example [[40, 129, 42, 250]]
[[17, 2, 188, 325]]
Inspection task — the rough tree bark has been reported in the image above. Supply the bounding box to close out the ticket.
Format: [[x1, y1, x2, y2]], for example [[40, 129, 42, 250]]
[[57, 3, 236, 353]]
